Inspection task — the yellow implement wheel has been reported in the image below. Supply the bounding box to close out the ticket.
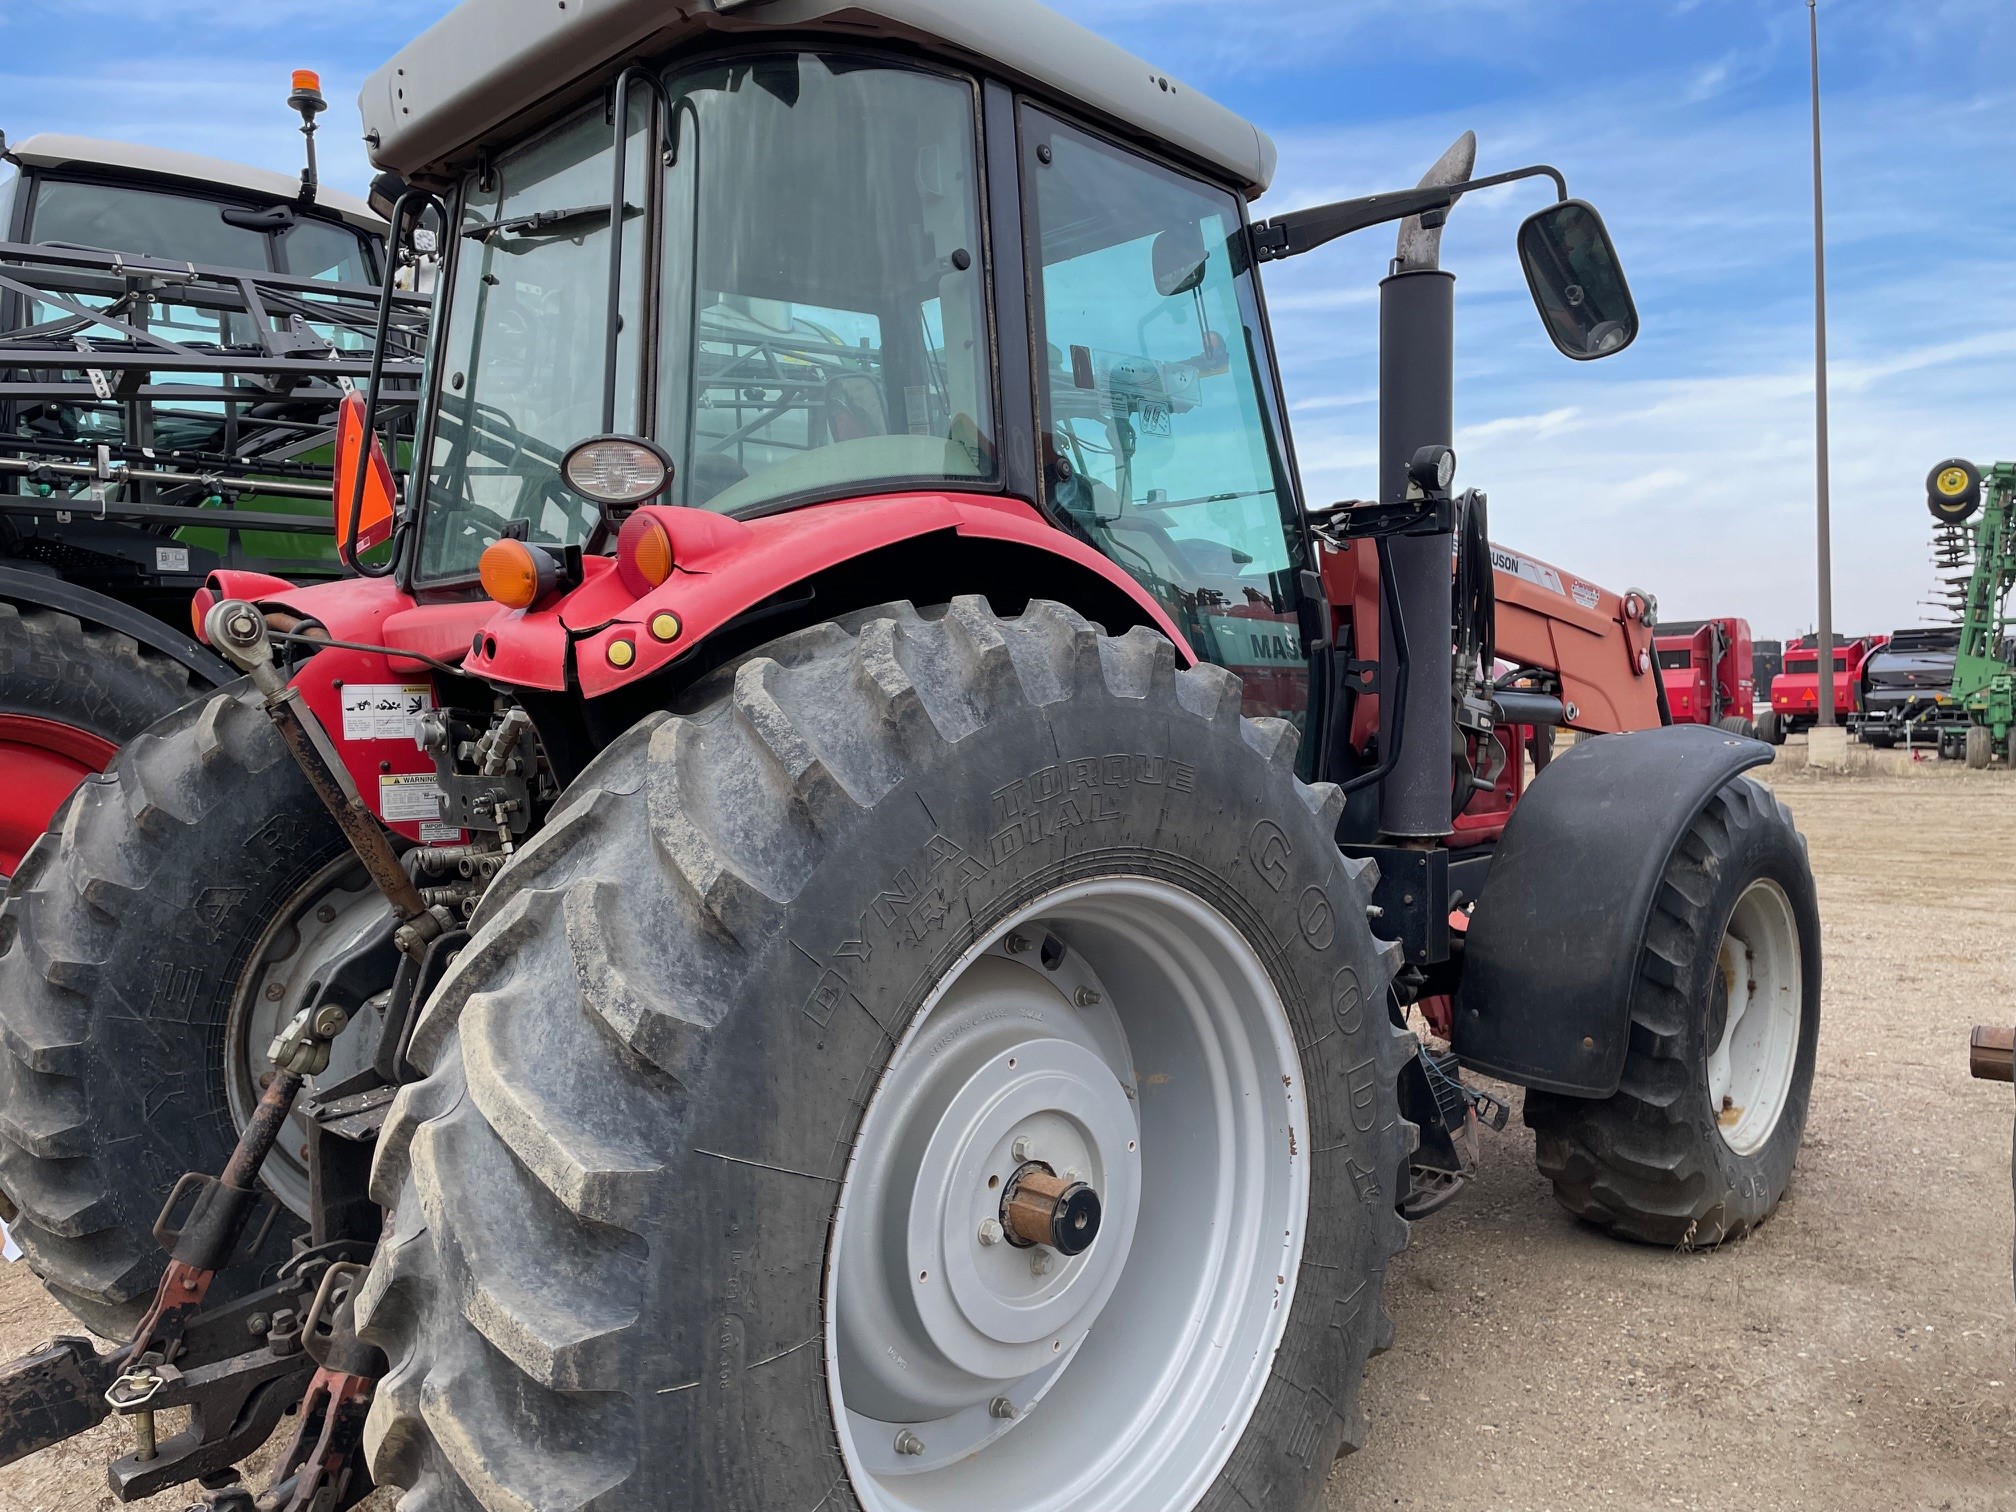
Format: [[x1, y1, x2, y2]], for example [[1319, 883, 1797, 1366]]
[[1928, 458, 1982, 523]]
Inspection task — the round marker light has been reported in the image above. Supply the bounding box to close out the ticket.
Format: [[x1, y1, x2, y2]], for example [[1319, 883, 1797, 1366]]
[[616, 509, 675, 595], [649, 611, 682, 643], [607, 638, 637, 669], [561, 434, 673, 508], [479, 539, 559, 610]]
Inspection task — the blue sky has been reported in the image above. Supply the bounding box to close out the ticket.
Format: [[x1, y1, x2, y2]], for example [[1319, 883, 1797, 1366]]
[[3, 0, 2009, 639]]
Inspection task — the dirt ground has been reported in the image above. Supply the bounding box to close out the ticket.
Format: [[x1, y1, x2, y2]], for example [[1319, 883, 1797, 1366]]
[[0, 742, 2010, 1512]]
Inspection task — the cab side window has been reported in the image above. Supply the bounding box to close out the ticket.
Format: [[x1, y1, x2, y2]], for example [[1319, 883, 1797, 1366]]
[[1023, 109, 1312, 732]]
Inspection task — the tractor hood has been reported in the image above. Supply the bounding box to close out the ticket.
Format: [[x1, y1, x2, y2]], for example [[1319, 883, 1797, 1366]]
[[359, 0, 1277, 199]]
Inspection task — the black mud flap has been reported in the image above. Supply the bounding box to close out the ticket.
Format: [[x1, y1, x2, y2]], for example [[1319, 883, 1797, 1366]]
[[1453, 723, 1771, 1096]]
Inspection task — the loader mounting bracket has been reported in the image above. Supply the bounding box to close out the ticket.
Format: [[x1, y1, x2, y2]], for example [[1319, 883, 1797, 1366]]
[[1346, 844, 1493, 967]]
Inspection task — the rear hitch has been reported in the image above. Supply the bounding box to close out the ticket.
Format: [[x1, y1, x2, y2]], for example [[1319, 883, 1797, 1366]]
[[0, 946, 393, 1492], [0, 1337, 123, 1469]]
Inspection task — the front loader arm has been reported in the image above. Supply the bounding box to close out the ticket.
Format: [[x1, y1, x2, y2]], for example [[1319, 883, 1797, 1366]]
[[1318, 536, 1663, 745], [1488, 544, 1661, 733]]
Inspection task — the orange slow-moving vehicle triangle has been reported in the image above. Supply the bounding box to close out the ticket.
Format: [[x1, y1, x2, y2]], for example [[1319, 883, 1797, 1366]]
[[332, 390, 397, 555]]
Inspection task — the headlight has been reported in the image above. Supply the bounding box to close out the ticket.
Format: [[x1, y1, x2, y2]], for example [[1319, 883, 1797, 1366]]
[[561, 434, 673, 508]]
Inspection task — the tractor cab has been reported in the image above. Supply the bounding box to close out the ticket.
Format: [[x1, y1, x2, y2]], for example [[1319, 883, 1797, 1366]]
[[353, 24, 1328, 745], [331, 1, 1640, 780]]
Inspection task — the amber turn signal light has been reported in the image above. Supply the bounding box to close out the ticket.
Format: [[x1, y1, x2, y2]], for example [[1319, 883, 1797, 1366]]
[[479, 539, 559, 610], [617, 509, 675, 596]]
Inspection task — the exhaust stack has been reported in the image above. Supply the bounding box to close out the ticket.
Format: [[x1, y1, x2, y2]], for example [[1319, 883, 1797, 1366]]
[[1377, 131, 1474, 839]]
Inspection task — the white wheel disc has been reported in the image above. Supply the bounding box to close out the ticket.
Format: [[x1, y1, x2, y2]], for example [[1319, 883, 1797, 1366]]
[[1706, 878, 1803, 1155], [826, 877, 1308, 1512], [223, 856, 389, 1216]]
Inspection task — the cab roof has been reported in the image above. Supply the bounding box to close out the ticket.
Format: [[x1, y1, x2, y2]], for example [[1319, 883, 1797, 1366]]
[[3, 134, 385, 235], [360, 0, 1278, 199]]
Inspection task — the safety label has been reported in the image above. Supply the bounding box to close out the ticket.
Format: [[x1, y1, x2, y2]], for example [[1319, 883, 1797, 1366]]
[[378, 772, 446, 824], [342, 684, 433, 741]]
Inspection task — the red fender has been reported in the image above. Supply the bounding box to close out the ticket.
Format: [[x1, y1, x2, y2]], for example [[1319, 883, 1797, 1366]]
[[464, 493, 1195, 698], [193, 573, 470, 843]]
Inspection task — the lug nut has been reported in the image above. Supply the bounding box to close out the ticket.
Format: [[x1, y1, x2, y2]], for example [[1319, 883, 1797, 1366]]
[[1011, 1137, 1032, 1163], [1030, 1249, 1055, 1277], [990, 1397, 1017, 1420], [978, 1218, 1003, 1247], [1074, 987, 1101, 1008], [1004, 931, 1032, 954], [894, 1431, 925, 1457]]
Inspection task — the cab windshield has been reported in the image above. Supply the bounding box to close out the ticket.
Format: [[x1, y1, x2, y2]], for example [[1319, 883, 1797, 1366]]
[[417, 52, 993, 580]]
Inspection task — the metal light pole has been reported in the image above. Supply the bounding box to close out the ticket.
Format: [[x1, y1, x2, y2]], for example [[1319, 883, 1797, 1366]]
[[1808, 0, 1836, 725]]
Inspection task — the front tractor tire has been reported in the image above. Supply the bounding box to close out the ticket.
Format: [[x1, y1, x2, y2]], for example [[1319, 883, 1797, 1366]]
[[358, 600, 1412, 1512], [1966, 725, 1993, 769], [1524, 776, 1820, 1246], [0, 686, 374, 1335]]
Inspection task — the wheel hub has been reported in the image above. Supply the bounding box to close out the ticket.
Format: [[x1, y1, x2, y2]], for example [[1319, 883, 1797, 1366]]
[[836, 955, 1142, 1448], [1706, 878, 1803, 1156], [828, 877, 1309, 1511], [225, 856, 391, 1217], [1000, 1162, 1102, 1255]]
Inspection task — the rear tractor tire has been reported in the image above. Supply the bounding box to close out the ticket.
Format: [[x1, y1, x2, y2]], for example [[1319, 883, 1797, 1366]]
[[0, 685, 382, 1336], [357, 599, 1414, 1512], [0, 603, 205, 884], [1715, 715, 1757, 740], [1525, 776, 1820, 1246], [1755, 710, 1782, 746]]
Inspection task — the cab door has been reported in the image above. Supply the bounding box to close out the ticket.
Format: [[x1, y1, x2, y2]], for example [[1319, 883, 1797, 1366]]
[[1019, 107, 1320, 754]]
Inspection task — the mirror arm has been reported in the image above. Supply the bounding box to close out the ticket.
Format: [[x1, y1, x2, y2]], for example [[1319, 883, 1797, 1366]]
[[1253, 163, 1567, 263]]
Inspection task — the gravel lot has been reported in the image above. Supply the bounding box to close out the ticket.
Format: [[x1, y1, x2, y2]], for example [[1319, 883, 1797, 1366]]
[[1, 744, 2010, 1512]]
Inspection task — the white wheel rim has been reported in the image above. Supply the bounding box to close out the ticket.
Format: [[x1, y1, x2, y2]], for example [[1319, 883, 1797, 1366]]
[[224, 856, 390, 1217], [1706, 878, 1803, 1156], [826, 877, 1308, 1512]]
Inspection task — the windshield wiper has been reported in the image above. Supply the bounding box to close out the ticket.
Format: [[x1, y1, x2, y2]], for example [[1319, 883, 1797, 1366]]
[[463, 204, 619, 243]]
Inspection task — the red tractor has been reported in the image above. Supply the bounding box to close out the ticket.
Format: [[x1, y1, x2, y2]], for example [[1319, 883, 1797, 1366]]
[[0, 5, 1821, 1510], [1656, 616, 1760, 739], [1769, 631, 1884, 736]]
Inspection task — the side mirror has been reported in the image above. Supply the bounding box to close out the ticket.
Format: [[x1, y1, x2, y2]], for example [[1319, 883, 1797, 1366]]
[[1516, 199, 1638, 361], [1151, 224, 1209, 298]]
